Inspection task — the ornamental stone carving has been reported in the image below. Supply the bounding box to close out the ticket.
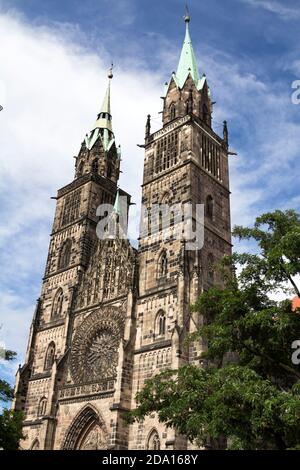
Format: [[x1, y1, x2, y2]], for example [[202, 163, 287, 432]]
[[70, 307, 124, 383], [79, 424, 107, 450], [75, 238, 137, 309]]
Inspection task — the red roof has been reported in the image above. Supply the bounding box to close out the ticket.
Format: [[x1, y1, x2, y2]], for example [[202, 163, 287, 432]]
[[292, 297, 300, 311]]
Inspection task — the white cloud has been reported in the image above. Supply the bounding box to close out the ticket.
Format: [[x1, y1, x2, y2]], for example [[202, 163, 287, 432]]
[[0, 292, 33, 360], [239, 0, 300, 20], [0, 8, 299, 383], [0, 11, 162, 371]]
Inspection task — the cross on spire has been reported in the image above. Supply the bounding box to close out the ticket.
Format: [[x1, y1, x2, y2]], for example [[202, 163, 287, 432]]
[[184, 3, 190, 23]]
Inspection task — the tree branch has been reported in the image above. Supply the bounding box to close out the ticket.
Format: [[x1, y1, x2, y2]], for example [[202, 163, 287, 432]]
[[241, 341, 300, 381], [279, 257, 300, 297]]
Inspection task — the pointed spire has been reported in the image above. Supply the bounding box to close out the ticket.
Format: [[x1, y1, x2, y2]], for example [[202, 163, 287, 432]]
[[93, 65, 114, 133], [85, 65, 116, 151], [111, 188, 129, 239], [113, 188, 121, 216], [100, 80, 111, 115], [175, 10, 201, 90]]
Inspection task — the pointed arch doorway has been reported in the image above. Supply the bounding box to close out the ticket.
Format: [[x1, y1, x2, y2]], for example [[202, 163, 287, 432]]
[[61, 405, 108, 450]]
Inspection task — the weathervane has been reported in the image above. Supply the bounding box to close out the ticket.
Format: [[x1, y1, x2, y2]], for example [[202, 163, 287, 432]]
[[184, 3, 190, 23], [108, 63, 114, 79]]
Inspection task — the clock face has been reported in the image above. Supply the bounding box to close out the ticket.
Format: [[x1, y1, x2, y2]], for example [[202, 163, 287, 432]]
[[70, 308, 124, 384]]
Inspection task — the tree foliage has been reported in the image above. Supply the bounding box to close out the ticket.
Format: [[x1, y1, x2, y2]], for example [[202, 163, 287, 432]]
[[129, 210, 300, 449], [233, 209, 300, 297], [0, 343, 24, 450], [0, 409, 24, 451]]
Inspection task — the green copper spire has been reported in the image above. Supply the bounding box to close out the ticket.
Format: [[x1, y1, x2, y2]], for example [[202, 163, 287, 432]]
[[113, 188, 121, 216], [101, 81, 111, 114], [93, 66, 113, 133], [175, 13, 201, 90], [112, 188, 128, 238], [85, 66, 116, 151]]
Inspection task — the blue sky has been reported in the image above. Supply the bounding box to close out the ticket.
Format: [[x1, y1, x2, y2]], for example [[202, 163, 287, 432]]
[[0, 0, 299, 390]]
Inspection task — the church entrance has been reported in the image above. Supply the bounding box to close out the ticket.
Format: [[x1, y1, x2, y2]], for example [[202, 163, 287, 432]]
[[62, 405, 108, 450]]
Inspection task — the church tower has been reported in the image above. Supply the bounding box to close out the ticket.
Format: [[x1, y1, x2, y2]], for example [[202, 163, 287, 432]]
[[128, 13, 231, 450], [13, 69, 138, 450], [14, 14, 232, 451]]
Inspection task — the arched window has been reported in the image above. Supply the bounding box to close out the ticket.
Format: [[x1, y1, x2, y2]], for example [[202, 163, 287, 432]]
[[91, 159, 98, 173], [44, 342, 55, 371], [147, 208, 152, 236], [170, 104, 176, 120], [77, 160, 84, 177], [107, 161, 112, 178], [159, 251, 168, 278], [159, 193, 170, 232], [208, 253, 215, 282], [185, 100, 189, 114], [103, 268, 111, 298], [38, 397, 47, 417], [147, 430, 161, 450], [206, 195, 214, 220], [51, 288, 63, 318], [158, 210, 163, 232], [156, 310, 166, 337], [59, 239, 72, 269]]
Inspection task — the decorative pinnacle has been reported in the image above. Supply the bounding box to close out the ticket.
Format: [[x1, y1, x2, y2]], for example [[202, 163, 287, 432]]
[[184, 4, 190, 23]]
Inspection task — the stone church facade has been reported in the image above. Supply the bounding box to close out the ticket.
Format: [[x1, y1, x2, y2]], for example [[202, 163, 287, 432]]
[[13, 15, 232, 450]]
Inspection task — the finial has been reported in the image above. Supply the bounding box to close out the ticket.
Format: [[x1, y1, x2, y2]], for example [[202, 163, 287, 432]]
[[145, 114, 151, 139], [108, 63, 113, 79], [223, 120, 229, 148], [184, 3, 190, 23]]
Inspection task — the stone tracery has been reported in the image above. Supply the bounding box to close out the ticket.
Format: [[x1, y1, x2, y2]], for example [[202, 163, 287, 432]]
[[70, 307, 125, 384], [75, 238, 136, 309]]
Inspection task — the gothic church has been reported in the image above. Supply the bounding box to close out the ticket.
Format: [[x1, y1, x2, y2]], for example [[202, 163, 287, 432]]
[[13, 14, 232, 450]]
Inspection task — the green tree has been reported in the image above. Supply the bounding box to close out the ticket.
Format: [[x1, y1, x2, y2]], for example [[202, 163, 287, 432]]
[[130, 210, 300, 450], [0, 346, 24, 450]]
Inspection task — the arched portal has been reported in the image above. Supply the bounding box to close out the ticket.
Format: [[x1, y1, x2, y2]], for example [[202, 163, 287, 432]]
[[61, 405, 108, 450]]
